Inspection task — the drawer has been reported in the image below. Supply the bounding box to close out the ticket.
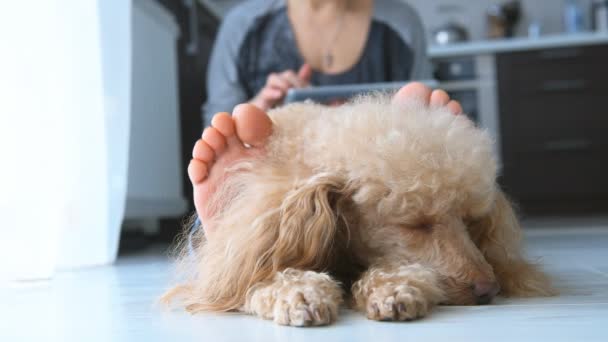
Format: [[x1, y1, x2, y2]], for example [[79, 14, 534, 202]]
[[498, 45, 608, 68], [500, 91, 608, 148], [502, 151, 608, 199], [497, 45, 608, 90], [497, 44, 608, 209], [506, 72, 607, 95]]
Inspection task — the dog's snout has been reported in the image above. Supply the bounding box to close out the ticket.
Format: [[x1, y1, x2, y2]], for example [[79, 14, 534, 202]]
[[472, 281, 500, 305]]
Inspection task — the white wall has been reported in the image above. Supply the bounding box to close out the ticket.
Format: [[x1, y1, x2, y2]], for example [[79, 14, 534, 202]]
[[405, 0, 595, 42]]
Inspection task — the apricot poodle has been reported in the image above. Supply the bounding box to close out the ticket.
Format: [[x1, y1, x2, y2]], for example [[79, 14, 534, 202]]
[[163, 93, 554, 326]]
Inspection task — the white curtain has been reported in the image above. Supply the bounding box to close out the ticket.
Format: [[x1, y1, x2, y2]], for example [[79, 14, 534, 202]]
[[0, 1, 132, 281]]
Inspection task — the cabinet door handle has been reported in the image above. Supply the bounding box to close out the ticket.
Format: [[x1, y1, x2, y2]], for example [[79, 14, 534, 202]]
[[540, 79, 587, 92], [541, 139, 592, 152], [538, 48, 583, 60]]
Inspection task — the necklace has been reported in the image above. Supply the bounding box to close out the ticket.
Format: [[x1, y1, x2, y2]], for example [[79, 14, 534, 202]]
[[323, 1, 348, 69], [308, 1, 350, 69]]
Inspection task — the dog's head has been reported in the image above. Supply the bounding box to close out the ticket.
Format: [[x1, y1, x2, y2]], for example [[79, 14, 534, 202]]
[[352, 184, 507, 306], [325, 101, 509, 305]]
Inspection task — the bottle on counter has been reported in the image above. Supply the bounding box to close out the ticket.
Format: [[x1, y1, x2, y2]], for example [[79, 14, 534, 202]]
[[485, 1, 521, 39], [563, 0, 585, 33], [527, 19, 542, 38], [592, 0, 608, 32]]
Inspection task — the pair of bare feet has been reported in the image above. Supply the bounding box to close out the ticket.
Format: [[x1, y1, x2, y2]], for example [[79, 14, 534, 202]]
[[189, 83, 463, 233]]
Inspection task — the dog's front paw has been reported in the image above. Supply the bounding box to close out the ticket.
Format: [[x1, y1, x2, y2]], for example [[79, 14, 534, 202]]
[[273, 291, 336, 327], [246, 269, 342, 327], [365, 284, 430, 321]]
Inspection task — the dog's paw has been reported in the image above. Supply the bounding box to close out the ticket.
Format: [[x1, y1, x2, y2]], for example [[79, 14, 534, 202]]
[[365, 284, 431, 321], [246, 270, 342, 327], [273, 291, 336, 327]]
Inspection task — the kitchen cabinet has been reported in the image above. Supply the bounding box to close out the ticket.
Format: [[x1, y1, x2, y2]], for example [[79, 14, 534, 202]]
[[122, 0, 219, 242], [496, 44, 608, 214]]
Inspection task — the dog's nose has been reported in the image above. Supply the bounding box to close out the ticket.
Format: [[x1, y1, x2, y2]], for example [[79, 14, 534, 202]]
[[472, 281, 500, 305]]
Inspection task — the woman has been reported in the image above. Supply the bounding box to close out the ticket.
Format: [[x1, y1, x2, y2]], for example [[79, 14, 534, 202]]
[[202, 0, 432, 125], [190, 0, 463, 236]]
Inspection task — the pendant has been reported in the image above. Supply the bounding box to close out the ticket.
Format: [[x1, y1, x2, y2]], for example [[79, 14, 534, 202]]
[[324, 53, 333, 68]]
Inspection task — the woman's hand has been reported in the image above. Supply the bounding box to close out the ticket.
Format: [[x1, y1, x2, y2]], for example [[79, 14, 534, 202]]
[[250, 64, 312, 111]]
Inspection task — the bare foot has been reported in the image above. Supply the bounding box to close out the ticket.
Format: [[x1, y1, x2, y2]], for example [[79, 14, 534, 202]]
[[188, 104, 272, 234], [393, 82, 463, 115], [189, 83, 463, 234]]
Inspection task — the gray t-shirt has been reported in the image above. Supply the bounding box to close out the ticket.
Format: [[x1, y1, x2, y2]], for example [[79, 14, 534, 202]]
[[203, 0, 431, 125]]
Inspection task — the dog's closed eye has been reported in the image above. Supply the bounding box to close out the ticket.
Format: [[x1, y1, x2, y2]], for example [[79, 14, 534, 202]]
[[411, 218, 435, 231], [463, 216, 484, 228]]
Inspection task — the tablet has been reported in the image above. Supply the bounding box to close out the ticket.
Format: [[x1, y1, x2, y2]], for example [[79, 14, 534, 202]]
[[284, 80, 439, 104]]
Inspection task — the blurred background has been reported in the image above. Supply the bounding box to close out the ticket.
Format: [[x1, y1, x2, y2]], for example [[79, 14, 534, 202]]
[[125, 0, 608, 251], [0, 0, 606, 277]]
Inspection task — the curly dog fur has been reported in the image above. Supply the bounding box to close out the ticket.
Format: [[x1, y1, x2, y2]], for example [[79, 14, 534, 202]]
[[162, 94, 555, 326]]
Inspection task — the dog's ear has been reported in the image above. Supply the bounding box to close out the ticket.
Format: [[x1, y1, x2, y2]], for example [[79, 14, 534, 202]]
[[166, 171, 353, 313], [272, 172, 352, 271], [468, 189, 556, 297]]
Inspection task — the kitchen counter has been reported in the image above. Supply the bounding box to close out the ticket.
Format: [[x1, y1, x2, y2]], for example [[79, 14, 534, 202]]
[[429, 32, 608, 58]]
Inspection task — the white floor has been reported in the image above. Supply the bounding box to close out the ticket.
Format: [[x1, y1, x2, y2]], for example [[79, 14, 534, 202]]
[[2, 223, 608, 342]]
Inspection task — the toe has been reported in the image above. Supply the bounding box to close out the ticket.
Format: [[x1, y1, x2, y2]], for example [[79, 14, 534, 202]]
[[392, 82, 432, 106], [202, 127, 227, 154], [211, 112, 236, 137], [430, 89, 450, 107], [447, 100, 464, 115], [232, 104, 273, 147], [192, 139, 214, 162], [188, 159, 208, 184]]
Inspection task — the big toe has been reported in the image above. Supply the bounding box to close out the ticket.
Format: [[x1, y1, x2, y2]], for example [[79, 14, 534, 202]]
[[392, 82, 432, 106], [232, 104, 273, 147]]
